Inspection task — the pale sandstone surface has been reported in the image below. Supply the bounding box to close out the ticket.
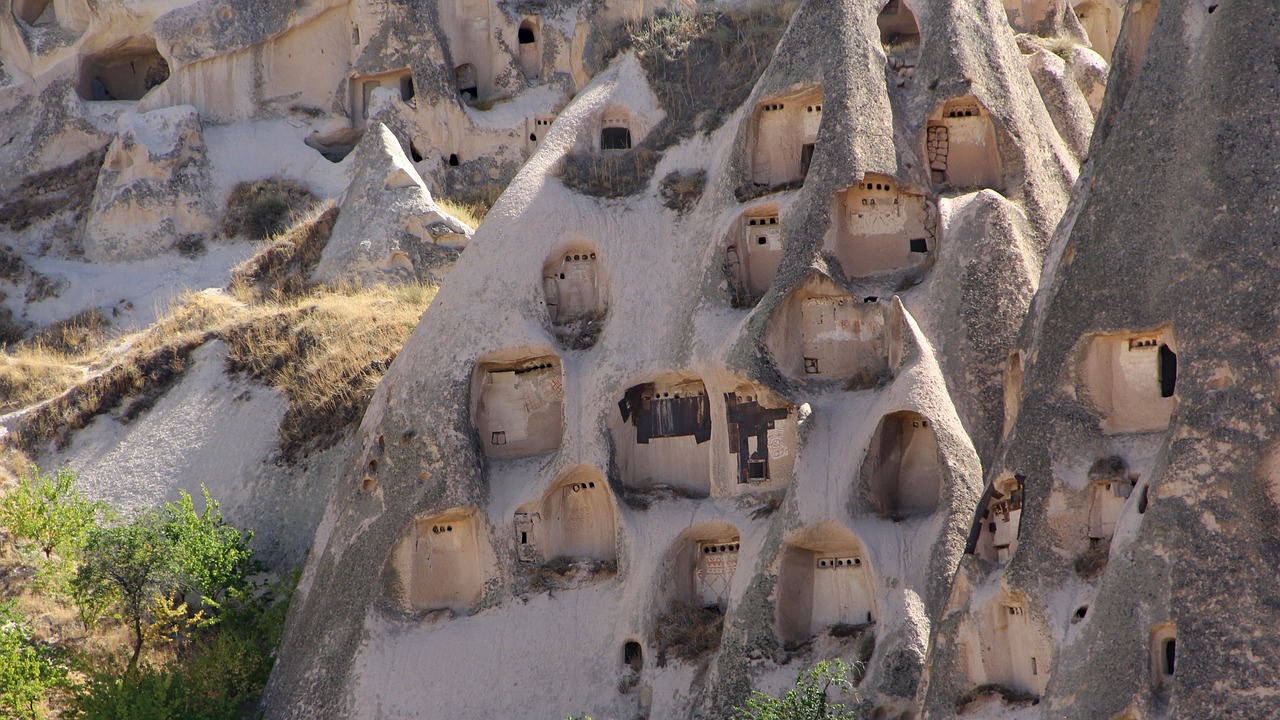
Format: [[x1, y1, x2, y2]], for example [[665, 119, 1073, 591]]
[[264, 1, 1101, 718], [0, 0, 1226, 718], [920, 2, 1280, 719]]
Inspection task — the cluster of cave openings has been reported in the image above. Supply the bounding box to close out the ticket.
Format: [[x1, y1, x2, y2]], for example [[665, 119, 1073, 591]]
[[542, 242, 607, 325], [969, 473, 1024, 563], [725, 385, 795, 487], [925, 98, 1002, 192], [1073, 0, 1122, 62], [518, 19, 541, 81], [877, 0, 920, 45], [600, 107, 632, 150], [862, 411, 942, 519], [1151, 625, 1176, 689], [1087, 456, 1134, 540], [514, 467, 616, 565], [473, 355, 563, 459], [777, 525, 874, 644], [1081, 328, 1176, 434], [667, 523, 741, 611], [402, 510, 485, 612], [725, 205, 782, 305], [615, 377, 712, 497], [354, 70, 414, 124], [973, 598, 1046, 696], [13, 0, 55, 26], [830, 175, 935, 278], [750, 87, 822, 187], [768, 278, 894, 383], [78, 40, 170, 101]]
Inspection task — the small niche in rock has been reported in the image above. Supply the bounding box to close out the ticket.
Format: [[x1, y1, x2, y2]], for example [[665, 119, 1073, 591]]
[[305, 129, 363, 163]]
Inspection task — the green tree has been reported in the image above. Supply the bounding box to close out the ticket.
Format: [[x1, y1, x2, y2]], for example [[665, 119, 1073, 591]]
[[733, 659, 862, 720], [0, 600, 69, 719], [71, 488, 260, 672], [73, 512, 183, 671], [159, 487, 257, 609], [0, 466, 105, 560]]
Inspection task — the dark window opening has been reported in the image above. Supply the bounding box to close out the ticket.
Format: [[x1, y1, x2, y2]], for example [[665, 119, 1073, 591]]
[[909, 238, 928, 253], [518, 26, 536, 44], [448, 153, 459, 166], [726, 392, 790, 484], [455, 64, 478, 102], [623, 641, 643, 672], [617, 383, 712, 444], [520, 531, 528, 544], [529, 133, 537, 142], [800, 143, 815, 177], [756, 236, 768, 245], [1074, 606, 1088, 620], [1138, 485, 1149, 514], [601, 127, 631, 150], [1162, 638, 1176, 676], [400, 76, 415, 102], [1158, 344, 1177, 398]]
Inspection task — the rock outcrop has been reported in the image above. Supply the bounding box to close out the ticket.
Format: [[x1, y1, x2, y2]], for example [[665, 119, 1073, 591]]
[[313, 123, 470, 286], [83, 105, 215, 262], [263, 1, 1097, 718]]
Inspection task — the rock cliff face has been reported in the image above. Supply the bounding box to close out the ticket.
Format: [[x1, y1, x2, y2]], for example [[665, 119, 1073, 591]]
[[254, 0, 1118, 718], [921, 2, 1280, 719], [21, 0, 1272, 718]]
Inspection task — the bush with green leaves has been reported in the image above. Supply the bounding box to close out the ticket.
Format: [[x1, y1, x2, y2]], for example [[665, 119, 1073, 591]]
[[733, 659, 863, 720], [66, 572, 295, 720], [72, 486, 258, 670], [0, 601, 69, 719], [0, 466, 106, 560], [159, 487, 257, 608]]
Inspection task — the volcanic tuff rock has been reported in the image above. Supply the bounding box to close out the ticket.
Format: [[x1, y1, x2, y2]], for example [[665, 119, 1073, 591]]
[[17, 0, 1265, 718], [261, 0, 1108, 718]]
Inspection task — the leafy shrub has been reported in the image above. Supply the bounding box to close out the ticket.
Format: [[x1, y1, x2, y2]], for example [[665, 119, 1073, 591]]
[[73, 487, 258, 669], [0, 466, 106, 560], [0, 601, 69, 719], [159, 487, 257, 606], [65, 665, 184, 720], [733, 659, 862, 720]]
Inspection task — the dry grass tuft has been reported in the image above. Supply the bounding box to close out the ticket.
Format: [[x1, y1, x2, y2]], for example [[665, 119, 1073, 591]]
[[223, 284, 434, 460], [24, 309, 111, 358], [6, 279, 433, 462], [221, 178, 319, 240], [651, 601, 724, 665], [0, 349, 83, 414], [659, 169, 707, 213], [434, 197, 484, 230], [229, 204, 339, 303]]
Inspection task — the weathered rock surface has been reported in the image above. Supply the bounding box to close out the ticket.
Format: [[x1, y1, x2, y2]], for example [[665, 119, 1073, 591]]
[[83, 105, 215, 262], [313, 123, 470, 286]]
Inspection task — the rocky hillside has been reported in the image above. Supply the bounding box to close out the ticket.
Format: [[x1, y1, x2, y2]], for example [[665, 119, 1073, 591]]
[[6, 0, 1258, 719]]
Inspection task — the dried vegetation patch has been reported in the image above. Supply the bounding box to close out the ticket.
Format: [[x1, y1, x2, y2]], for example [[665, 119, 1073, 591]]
[[652, 601, 724, 665], [3, 206, 434, 464]]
